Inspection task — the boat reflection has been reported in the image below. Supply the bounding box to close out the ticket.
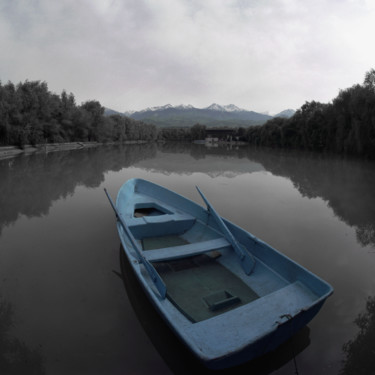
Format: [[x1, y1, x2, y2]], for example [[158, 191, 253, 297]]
[[0, 143, 157, 235], [118, 246, 311, 374]]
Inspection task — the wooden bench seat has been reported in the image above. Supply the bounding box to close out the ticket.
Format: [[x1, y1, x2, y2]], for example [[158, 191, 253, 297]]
[[127, 213, 196, 238], [144, 237, 231, 262]]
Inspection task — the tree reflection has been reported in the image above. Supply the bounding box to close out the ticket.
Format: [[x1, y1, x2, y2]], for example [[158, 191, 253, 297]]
[[139, 143, 375, 248], [355, 225, 375, 248], [0, 143, 157, 234], [242, 147, 375, 248], [0, 297, 45, 374], [340, 296, 375, 374], [1, 142, 375, 248]]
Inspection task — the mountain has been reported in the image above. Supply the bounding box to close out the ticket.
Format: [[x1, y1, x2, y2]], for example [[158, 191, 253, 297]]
[[274, 109, 295, 118], [122, 103, 273, 128], [104, 104, 296, 127], [104, 107, 123, 116]]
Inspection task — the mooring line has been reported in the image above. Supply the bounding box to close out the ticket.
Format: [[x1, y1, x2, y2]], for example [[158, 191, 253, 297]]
[[280, 314, 300, 375]]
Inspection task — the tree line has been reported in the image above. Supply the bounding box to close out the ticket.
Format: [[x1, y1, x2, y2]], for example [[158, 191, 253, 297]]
[[244, 69, 375, 158], [159, 68, 375, 158], [2, 70, 375, 158], [0, 80, 157, 148]]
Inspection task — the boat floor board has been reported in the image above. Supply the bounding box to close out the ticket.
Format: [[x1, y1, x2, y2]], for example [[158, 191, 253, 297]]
[[142, 235, 190, 251], [144, 237, 231, 262], [216, 251, 289, 297], [154, 254, 259, 323]]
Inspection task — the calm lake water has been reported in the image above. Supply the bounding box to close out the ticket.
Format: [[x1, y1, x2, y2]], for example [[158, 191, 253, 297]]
[[1, 143, 375, 375]]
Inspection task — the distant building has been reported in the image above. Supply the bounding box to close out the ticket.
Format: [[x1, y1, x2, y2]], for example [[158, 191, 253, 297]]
[[205, 128, 236, 143]]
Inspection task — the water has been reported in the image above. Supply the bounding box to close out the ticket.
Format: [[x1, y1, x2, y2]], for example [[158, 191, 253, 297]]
[[1, 143, 375, 374]]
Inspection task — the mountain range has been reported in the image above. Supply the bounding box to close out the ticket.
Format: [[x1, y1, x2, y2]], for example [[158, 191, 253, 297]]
[[104, 104, 295, 128]]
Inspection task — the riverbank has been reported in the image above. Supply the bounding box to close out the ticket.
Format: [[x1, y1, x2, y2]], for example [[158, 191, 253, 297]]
[[0, 142, 99, 160], [0, 140, 149, 160]]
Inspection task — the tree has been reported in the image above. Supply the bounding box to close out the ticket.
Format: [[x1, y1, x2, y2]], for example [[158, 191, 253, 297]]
[[190, 123, 206, 140], [108, 115, 124, 142], [80, 100, 105, 141], [364, 68, 375, 91]]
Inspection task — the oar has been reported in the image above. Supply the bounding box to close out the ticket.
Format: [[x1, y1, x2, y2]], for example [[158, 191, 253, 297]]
[[104, 188, 167, 299], [196, 186, 256, 275]]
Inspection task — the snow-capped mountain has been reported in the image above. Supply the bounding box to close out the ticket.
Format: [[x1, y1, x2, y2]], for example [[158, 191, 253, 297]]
[[140, 104, 173, 113], [175, 104, 195, 110], [109, 103, 295, 128], [274, 109, 295, 118], [205, 103, 245, 112], [205, 103, 225, 111], [223, 104, 244, 112], [123, 103, 273, 128], [125, 103, 248, 115]]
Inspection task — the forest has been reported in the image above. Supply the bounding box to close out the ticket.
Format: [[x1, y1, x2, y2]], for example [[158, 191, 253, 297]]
[[244, 69, 375, 158], [0, 80, 157, 147], [1, 69, 375, 158]]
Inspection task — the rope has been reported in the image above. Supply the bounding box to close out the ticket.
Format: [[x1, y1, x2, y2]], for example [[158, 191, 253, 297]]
[[280, 314, 300, 375]]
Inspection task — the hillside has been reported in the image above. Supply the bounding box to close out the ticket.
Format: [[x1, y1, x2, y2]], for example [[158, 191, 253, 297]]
[[274, 109, 296, 118], [122, 104, 274, 127]]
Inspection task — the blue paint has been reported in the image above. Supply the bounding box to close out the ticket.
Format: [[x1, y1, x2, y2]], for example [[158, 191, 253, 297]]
[[196, 185, 256, 275], [108, 178, 333, 369]]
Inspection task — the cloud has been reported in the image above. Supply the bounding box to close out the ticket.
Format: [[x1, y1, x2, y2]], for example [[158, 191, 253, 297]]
[[1, 0, 375, 113]]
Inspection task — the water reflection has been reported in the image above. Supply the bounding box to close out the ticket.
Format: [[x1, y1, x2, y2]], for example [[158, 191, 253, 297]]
[[159, 142, 255, 161], [1, 143, 375, 373], [119, 246, 310, 374], [340, 296, 375, 375], [1, 143, 375, 249], [0, 144, 157, 235], [0, 297, 45, 374], [244, 148, 375, 249], [139, 144, 375, 249]]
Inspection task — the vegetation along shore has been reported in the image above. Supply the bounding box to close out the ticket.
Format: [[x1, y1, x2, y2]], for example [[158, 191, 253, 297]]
[[0, 140, 147, 160], [1, 68, 374, 158]]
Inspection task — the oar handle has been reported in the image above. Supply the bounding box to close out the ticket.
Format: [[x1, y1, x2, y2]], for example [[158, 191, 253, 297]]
[[104, 188, 167, 299], [196, 186, 256, 275]]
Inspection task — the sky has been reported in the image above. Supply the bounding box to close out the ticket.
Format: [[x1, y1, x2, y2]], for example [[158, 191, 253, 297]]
[[1, 0, 375, 115]]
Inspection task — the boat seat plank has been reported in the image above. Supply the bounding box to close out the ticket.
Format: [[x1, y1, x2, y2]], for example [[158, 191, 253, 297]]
[[144, 237, 231, 262], [127, 212, 196, 239], [126, 213, 195, 227]]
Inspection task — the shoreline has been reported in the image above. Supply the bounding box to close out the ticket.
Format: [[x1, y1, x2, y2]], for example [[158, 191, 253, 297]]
[[0, 141, 148, 160]]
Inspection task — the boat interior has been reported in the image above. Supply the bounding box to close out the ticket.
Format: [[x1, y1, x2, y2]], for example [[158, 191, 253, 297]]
[[124, 195, 330, 324]]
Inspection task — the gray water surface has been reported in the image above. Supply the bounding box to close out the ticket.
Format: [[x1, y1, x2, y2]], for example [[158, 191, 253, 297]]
[[1, 143, 374, 374]]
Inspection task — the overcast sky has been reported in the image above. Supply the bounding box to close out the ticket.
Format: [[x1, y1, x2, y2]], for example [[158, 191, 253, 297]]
[[1, 0, 375, 114]]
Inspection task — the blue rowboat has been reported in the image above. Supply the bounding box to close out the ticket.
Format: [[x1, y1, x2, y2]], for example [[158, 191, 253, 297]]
[[105, 178, 333, 369]]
